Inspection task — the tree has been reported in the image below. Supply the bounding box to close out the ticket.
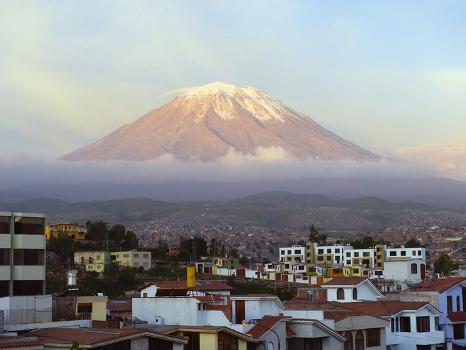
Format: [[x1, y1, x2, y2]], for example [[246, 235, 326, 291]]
[[119, 267, 136, 288], [86, 221, 108, 242], [121, 230, 139, 250], [48, 236, 77, 258], [179, 236, 208, 261], [308, 225, 327, 245], [404, 239, 423, 248], [434, 253, 459, 275], [109, 224, 126, 249], [350, 236, 381, 249]]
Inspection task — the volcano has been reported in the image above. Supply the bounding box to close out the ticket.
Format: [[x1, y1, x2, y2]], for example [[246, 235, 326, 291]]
[[61, 82, 380, 162]]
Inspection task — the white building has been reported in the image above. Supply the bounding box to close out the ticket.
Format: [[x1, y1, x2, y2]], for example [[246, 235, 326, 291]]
[[322, 277, 384, 302], [314, 244, 350, 266], [384, 258, 426, 284], [343, 248, 377, 268], [0, 212, 46, 296], [279, 245, 306, 263], [386, 247, 426, 260]]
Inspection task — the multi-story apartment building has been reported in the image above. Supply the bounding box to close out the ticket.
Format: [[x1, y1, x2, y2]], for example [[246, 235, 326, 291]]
[[0, 212, 46, 297], [279, 245, 306, 263], [74, 250, 152, 272], [46, 223, 87, 240]]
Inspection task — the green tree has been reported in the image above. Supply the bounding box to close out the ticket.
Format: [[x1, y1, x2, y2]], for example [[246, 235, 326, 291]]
[[179, 236, 208, 261], [119, 267, 136, 288], [109, 224, 126, 249], [434, 253, 459, 275], [308, 225, 327, 245], [48, 236, 77, 258], [404, 238, 423, 248], [87, 221, 108, 242], [121, 230, 139, 250], [350, 236, 381, 249]]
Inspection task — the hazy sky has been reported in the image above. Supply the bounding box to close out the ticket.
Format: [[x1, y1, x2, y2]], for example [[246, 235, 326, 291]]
[[1, 0, 466, 159]]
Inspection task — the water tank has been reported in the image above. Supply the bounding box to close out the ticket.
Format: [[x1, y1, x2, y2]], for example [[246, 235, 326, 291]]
[[67, 270, 77, 287]]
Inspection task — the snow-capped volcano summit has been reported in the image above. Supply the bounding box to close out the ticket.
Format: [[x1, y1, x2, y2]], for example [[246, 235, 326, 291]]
[[61, 82, 381, 162]]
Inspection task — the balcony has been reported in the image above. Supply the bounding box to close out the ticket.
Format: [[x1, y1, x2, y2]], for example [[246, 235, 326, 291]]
[[13, 266, 45, 280], [13, 235, 45, 249]]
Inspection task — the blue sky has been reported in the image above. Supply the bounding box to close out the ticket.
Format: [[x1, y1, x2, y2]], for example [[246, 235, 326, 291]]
[[1, 0, 466, 159]]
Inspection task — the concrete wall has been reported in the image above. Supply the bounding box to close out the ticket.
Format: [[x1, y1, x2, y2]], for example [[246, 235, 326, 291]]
[[0, 295, 52, 325], [133, 298, 198, 325], [200, 333, 217, 350]]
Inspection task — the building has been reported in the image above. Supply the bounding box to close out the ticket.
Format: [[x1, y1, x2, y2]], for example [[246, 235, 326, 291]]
[[279, 245, 306, 263], [46, 223, 87, 240], [74, 250, 152, 272], [322, 277, 384, 302], [383, 257, 426, 284], [27, 327, 187, 350], [168, 244, 180, 256], [138, 280, 232, 297], [0, 212, 46, 296], [140, 325, 251, 350], [110, 250, 151, 270]]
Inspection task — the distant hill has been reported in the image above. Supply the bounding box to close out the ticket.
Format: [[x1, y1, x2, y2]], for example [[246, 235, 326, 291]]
[[1, 192, 464, 233]]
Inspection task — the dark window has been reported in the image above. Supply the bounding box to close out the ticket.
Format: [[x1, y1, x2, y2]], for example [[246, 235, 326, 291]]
[[0, 249, 9, 265], [401, 251, 406, 256], [416, 346, 431, 350], [457, 295, 461, 312], [337, 288, 345, 300], [343, 332, 353, 350], [448, 296, 453, 312], [346, 252, 351, 257], [352, 288, 358, 300], [287, 338, 322, 350], [454, 324, 465, 340], [391, 318, 395, 332], [0, 217, 9, 234], [149, 338, 172, 350], [400, 317, 411, 332], [463, 287, 466, 312], [184, 332, 200, 350], [218, 332, 238, 350], [77, 303, 92, 313], [396, 317, 399, 332], [14, 217, 44, 235], [416, 316, 430, 332], [389, 251, 396, 256], [435, 316, 440, 331], [327, 249, 331, 254], [0, 281, 9, 297], [411, 263, 418, 274], [14, 249, 44, 266], [367, 328, 380, 347], [355, 331, 364, 350], [318, 249, 323, 254], [354, 252, 359, 257], [13, 281, 43, 296], [363, 252, 370, 257], [335, 249, 340, 253]]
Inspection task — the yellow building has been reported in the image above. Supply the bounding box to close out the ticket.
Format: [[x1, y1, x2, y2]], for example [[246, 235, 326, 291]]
[[74, 250, 151, 273], [159, 326, 249, 350], [46, 223, 87, 240], [76, 295, 108, 321]]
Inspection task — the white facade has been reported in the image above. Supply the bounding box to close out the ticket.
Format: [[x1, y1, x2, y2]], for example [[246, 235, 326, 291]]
[[343, 248, 377, 268], [386, 247, 426, 260], [230, 296, 284, 323], [384, 258, 426, 284], [279, 245, 306, 263], [315, 245, 350, 266], [386, 305, 444, 350], [323, 280, 384, 302]]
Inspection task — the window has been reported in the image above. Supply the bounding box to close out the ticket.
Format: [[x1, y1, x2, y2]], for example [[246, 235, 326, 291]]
[[363, 252, 370, 257], [435, 316, 440, 331], [318, 249, 323, 254], [0, 217, 9, 234], [346, 252, 351, 257], [367, 328, 380, 347], [346, 260, 351, 265], [287, 250, 292, 254], [0, 249, 9, 265], [395, 317, 399, 332], [327, 256, 332, 261], [134, 253, 139, 258], [317, 256, 324, 261], [355, 331, 364, 350], [14, 217, 44, 235], [352, 288, 358, 300], [391, 318, 395, 332], [389, 251, 396, 256], [343, 332, 353, 350], [454, 324, 465, 340], [412, 251, 417, 256], [416, 316, 430, 332], [400, 251, 406, 256], [335, 249, 340, 253], [13, 249, 44, 266], [448, 296, 453, 312], [183, 332, 200, 350], [418, 250, 422, 256], [354, 252, 359, 257], [77, 303, 92, 313], [218, 332, 237, 350], [399, 317, 411, 332], [327, 249, 331, 254], [458, 295, 461, 311], [13, 281, 43, 296], [411, 263, 418, 274], [337, 288, 345, 300]]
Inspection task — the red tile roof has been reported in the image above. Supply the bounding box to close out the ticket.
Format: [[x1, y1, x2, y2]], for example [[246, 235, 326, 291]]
[[247, 316, 287, 339], [414, 277, 466, 293], [142, 280, 232, 292], [0, 336, 42, 349], [324, 277, 368, 286], [342, 301, 430, 317], [448, 312, 466, 323], [107, 299, 132, 312]]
